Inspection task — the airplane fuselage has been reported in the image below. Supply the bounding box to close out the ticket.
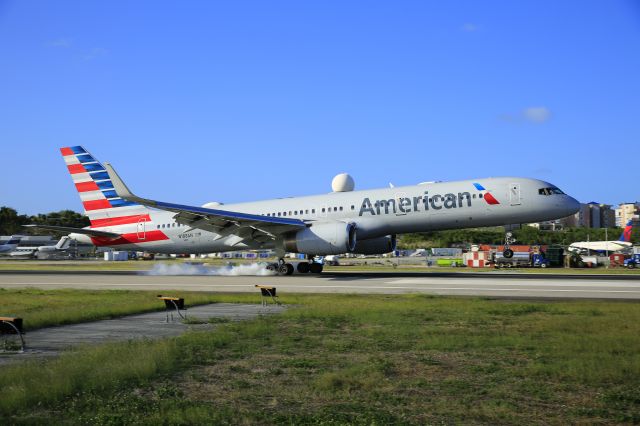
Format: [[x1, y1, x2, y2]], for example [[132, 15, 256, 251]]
[[72, 177, 579, 254]]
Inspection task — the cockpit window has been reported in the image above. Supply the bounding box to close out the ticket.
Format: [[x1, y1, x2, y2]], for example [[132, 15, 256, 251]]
[[538, 187, 564, 196]]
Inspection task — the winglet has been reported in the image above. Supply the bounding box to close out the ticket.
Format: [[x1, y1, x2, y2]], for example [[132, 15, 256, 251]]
[[104, 163, 156, 207]]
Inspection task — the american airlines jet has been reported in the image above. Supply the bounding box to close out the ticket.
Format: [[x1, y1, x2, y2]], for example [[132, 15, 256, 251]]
[[31, 146, 580, 274]]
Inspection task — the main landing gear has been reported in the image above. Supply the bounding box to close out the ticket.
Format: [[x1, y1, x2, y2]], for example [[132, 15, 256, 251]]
[[272, 255, 324, 275], [503, 231, 516, 258]]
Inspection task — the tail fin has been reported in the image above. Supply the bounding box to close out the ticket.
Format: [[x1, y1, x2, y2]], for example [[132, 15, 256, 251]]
[[0, 235, 21, 253], [55, 236, 72, 250], [619, 220, 634, 242], [2, 236, 22, 247], [60, 146, 149, 225]]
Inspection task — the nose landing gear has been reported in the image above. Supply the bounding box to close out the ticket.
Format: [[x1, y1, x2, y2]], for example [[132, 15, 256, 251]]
[[503, 232, 516, 258]]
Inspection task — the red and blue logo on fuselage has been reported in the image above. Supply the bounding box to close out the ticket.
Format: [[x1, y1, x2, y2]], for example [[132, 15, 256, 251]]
[[473, 183, 500, 205]]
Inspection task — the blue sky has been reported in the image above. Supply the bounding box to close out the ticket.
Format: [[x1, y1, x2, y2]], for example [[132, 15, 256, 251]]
[[1, 1, 639, 214]]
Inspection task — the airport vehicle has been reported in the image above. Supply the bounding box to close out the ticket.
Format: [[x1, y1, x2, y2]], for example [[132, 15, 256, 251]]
[[495, 252, 529, 268], [532, 253, 550, 268], [8, 236, 74, 259], [29, 146, 580, 275], [624, 254, 640, 269], [568, 220, 635, 253], [0, 236, 22, 254]]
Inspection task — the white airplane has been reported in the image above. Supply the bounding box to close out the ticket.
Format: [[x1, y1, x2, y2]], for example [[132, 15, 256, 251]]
[[8, 236, 74, 259], [568, 220, 635, 254], [30, 146, 580, 274], [0, 236, 22, 254]]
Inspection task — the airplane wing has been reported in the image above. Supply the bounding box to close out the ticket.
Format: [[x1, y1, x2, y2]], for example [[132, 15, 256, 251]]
[[103, 163, 306, 245], [23, 224, 122, 239], [568, 241, 632, 252]]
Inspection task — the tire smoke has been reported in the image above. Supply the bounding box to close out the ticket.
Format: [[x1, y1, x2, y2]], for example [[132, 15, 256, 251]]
[[143, 262, 276, 276]]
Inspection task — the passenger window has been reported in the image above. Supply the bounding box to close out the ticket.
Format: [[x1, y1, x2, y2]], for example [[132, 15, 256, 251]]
[[339, 206, 343, 211], [479, 194, 483, 198], [334, 207, 337, 212], [322, 208, 325, 213], [473, 194, 476, 199], [157, 225, 160, 229], [351, 205, 355, 210], [312, 209, 315, 213]]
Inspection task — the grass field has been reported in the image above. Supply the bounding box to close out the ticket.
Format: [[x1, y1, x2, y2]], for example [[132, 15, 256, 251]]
[[0, 288, 256, 330], [1, 290, 640, 424]]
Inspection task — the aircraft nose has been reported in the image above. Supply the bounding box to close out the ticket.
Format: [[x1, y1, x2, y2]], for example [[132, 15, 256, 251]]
[[563, 195, 581, 216]]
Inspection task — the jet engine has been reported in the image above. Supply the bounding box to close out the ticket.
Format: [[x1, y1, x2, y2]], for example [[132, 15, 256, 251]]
[[352, 235, 397, 255], [283, 222, 357, 255]]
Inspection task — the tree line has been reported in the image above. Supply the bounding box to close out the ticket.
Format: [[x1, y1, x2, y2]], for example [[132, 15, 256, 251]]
[[399, 226, 636, 249], [0, 206, 89, 236]]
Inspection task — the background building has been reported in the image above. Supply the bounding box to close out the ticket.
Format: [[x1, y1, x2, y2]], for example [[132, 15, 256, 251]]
[[615, 202, 640, 227], [548, 203, 617, 230]]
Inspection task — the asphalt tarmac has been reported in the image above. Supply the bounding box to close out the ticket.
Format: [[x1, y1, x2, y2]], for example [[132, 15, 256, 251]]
[[0, 303, 285, 365], [1, 271, 640, 299]]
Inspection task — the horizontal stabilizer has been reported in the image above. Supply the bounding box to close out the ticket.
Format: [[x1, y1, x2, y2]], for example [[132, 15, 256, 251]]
[[23, 224, 122, 239]]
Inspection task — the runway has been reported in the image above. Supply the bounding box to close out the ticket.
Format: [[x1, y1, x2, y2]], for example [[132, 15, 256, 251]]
[[1, 271, 640, 299]]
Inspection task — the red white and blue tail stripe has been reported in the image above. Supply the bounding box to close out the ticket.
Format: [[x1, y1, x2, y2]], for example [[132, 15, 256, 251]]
[[60, 146, 149, 225]]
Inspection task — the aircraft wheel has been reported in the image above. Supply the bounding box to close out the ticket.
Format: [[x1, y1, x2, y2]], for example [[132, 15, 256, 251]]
[[309, 263, 323, 274], [297, 262, 310, 273], [628, 263, 636, 269], [506, 263, 512, 268], [266, 263, 278, 273], [540, 263, 547, 268], [279, 263, 294, 275], [503, 249, 514, 258]]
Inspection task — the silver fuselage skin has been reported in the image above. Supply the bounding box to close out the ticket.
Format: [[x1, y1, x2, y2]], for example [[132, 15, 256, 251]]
[[71, 177, 580, 254]]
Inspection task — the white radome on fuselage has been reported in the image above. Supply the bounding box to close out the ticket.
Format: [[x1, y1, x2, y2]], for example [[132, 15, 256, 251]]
[[71, 176, 580, 254]]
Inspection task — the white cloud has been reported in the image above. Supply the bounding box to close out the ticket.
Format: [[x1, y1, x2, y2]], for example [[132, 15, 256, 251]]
[[461, 23, 479, 32], [46, 38, 72, 48], [83, 47, 108, 61], [523, 107, 551, 123], [500, 107, 552, 124]]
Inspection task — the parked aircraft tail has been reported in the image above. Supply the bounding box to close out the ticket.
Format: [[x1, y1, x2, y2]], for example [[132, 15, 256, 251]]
[[55, 236, 73, 250], [0, 235, 22, 252], [620, 220, 634, 242]]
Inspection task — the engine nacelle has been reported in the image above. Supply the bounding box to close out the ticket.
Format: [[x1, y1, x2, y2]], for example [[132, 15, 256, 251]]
[[283, 222, 357, 255], [352, 235, 397, 255]]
